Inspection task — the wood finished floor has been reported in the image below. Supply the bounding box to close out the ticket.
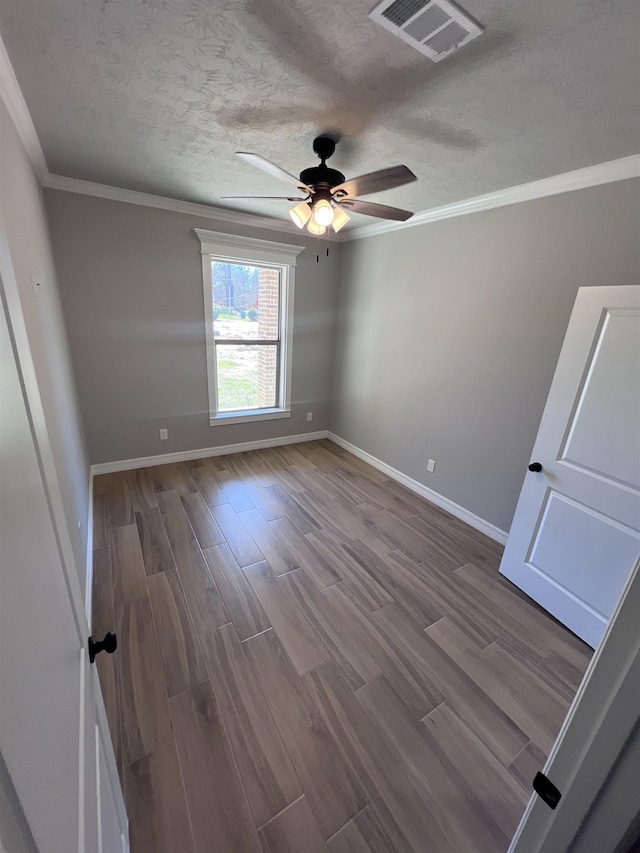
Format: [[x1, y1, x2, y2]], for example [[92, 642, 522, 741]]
[[92, 439, 591, 853]]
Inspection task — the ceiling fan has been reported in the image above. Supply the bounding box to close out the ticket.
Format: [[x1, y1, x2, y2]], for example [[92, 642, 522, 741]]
[[222, 136, 416, 234]]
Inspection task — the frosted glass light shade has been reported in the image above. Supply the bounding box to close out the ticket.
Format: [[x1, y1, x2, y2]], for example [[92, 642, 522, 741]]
[[331, 206, 351, 233], [312, 199, 335, 227], [289, 202, 311, 228], [307, 219, 326, 235]]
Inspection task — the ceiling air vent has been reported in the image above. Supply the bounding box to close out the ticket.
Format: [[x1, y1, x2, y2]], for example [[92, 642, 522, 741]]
[[369, 0, 483, 62]]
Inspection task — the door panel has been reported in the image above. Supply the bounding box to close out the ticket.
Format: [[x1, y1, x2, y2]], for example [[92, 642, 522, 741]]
[[560, 310, 640, 489], [500, 286, 640, 648], [0, 277, 127, 850], [0, 297, 82, 852], [528, 491, 639, 616]]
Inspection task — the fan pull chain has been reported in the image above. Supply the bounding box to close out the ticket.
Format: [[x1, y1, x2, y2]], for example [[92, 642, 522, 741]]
[[315, 229, 331, 263]]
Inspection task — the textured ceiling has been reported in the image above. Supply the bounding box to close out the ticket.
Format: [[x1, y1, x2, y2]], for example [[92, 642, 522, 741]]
[[1, 0, 638, 224]]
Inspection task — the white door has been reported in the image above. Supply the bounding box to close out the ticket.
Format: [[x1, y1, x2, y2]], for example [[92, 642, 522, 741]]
[[0, 278, 127, 851], [499, 285, 640, 648]]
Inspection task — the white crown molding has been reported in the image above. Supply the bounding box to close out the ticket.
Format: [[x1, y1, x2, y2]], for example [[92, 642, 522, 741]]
[[327, 431, 509, 545], [0, 33, 48, 182], [43, 173, 325, 239], [342, 155, 640, 241], [90, 430, 329, 475], [45, 155, 639, 243]]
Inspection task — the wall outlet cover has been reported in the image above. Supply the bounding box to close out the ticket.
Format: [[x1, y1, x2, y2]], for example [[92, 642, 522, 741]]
[[427, 459, 436, 472], [160, 428, 169, 440]]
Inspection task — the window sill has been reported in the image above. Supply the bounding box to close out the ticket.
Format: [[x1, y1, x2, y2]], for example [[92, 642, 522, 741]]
[[209, 408, 291, 427]]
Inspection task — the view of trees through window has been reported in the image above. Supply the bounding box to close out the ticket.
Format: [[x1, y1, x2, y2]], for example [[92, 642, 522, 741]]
[[212, 261, 280, 412]]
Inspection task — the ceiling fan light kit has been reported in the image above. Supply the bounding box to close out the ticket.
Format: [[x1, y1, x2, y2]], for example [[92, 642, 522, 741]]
[[330, 206, 351, 233], [306, 218, 326, 236], [289, 196, 351, 234], [312, 198, 335, 227], [230, 135, 417, 243], [289, 201, 312, 228]]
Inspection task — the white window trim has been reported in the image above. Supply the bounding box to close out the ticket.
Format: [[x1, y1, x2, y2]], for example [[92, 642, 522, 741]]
[[195, 229, 304, 426]]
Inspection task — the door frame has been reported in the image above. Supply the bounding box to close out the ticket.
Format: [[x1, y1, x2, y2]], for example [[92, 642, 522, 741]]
[[508, 556, 640, 849]]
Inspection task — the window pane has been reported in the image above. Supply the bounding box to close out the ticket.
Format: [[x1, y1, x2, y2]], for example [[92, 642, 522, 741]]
[[212, 262, 280, 341], [216, 344, 278, 412]]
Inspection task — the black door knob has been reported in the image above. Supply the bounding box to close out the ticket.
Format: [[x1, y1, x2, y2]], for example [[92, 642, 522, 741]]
[[528, 462, 543, 473], [89, 632, 117, 664]]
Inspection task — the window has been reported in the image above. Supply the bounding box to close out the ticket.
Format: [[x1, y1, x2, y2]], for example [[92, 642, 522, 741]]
[[196, 229, 304, 425]]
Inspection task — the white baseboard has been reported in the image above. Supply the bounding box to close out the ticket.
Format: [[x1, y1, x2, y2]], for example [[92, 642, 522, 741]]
[[90, 430, 329, 475], [327, 432, 509, 545], [89, 428, 508, 546]]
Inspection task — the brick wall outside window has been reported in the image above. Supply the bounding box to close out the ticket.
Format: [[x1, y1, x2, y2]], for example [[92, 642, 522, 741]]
[[258, 268, 279, 407]]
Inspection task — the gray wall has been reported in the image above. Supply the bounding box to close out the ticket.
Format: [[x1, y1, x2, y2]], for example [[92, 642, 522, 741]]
[[0, 99, 89, 589], [331, 179, 640, 533], [45, 190, 340, 464], [44, 178, 640, 534]]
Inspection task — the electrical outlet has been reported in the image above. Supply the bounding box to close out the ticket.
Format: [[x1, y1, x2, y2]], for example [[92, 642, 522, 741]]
[[427, 458, 436, 473], [306, 412, 313, 422], [160, 428, 168, 440]]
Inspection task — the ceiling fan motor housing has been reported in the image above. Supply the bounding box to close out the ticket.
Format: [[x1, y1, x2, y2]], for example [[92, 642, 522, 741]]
[[233, 135, 415, 222], [300, 166, 345, 194]]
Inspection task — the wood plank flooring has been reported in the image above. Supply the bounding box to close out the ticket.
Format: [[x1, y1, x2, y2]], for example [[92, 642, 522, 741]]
[[92, 439, 592, 853]]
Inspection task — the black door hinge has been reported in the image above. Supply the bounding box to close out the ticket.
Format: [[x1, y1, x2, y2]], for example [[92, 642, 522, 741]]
[[533, 771, 562, 809]]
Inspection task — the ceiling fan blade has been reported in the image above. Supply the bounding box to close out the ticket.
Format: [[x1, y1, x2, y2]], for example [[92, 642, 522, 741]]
[[244, 0, 349, 96], [339, 198, 413, 222], [236, 152, 313, 193], [221, 196, 307, 201], [219, 104, 314, 131], [331, 165, 416, 198], [398, 116, 480, 151]]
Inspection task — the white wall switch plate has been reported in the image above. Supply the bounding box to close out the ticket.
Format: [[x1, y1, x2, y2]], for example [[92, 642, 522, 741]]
[[427, 459, 436, 473], [306, 412, 313, 421], [160, 428, 168, 440]]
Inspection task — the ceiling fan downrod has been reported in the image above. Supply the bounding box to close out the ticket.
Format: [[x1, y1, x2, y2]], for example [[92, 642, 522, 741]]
[[299, 136, 346, 195]]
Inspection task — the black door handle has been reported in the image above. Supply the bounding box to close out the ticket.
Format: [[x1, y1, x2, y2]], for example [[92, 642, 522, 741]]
[[89, 632, 117, 664], [528, 462, 543, 473]]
